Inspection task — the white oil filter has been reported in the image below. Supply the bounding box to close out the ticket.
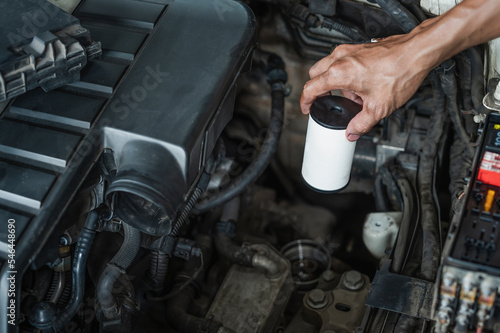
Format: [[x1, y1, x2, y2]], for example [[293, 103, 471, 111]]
[[301, 96, 361, 192]]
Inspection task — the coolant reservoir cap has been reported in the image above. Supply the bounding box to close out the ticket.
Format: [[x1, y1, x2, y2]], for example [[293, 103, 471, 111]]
[[310, 95, 361, 130]]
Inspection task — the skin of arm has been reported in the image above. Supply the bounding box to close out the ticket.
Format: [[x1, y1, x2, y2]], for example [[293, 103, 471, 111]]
[[300, 0, 500, 141]]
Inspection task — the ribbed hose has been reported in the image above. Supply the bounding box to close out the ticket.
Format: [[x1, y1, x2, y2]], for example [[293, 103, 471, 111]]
[[418, 75, 445, 281], [47, 271, 65, 305], [97, 223, 141, 319], [57, 271, 72, 309], [194, 86, 286, 213], [148, 251, 169, 293], [51, 206, 113, 332], [374, 0, 419, 33]]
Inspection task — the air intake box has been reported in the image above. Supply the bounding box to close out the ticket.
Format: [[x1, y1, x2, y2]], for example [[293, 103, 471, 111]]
[[0, 0, 255, 330]]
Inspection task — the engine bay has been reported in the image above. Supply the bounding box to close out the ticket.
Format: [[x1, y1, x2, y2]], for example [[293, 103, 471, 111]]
[[0, 0, 499, 332]]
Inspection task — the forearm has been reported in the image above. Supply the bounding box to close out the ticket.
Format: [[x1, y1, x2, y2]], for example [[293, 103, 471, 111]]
[[411, 0, 500, 72], [300, 0, 500, 140]]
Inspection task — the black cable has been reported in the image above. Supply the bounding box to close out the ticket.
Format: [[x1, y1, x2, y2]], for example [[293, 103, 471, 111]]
[[194, 69, 287, 213], [391, 178, 416, 274], [50, 205, 113, 331], [418, 74, 445, 281]]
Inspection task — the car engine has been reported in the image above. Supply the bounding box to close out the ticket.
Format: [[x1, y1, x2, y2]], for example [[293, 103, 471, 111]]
[[0, 0, 499, 332]]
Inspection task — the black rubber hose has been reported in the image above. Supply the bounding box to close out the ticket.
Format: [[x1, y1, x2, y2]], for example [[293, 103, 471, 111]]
[[440, 61, 475, 156], [374, 0, 420, 33], [374, 172, 390, 212], [418, 74, 445, 281], [97, 223, 141, 319], [214, 197, 255, 267], [391, 178, 416, 274], [455, 52, 474, 111], [194, 65, 287, 213], [468, 47, 488, 114], [50, 206, 113, 332]]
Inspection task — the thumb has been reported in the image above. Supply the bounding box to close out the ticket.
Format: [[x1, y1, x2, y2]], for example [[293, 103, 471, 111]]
[[345, 109, 380, 141]]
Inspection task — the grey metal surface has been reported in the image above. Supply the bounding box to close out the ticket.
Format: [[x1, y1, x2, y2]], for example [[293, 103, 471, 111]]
[[297, 271, 370, 333], [207, 243, 294, 333], [365, 260, 434, 320]]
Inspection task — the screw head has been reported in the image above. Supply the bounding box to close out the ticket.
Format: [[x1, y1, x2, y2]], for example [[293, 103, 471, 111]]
[[342, 270, 364, 291], [59, 235, 69, 246], [306, 289, 328, 309]]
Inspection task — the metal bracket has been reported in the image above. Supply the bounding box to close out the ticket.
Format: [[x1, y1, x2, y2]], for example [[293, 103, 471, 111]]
[[365, 259, 435, 320]]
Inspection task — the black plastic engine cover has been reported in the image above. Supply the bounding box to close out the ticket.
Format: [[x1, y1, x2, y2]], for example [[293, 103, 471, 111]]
[[0, 0, 101, 101], [0, 0, 255, 330]]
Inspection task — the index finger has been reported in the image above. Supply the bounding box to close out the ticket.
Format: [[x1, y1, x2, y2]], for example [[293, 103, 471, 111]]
[[300, 66, 355, 114]]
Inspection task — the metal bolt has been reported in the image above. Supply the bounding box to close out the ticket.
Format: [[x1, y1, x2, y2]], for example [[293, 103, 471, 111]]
[[342, 270, 364, 291], [59, 235, 70, 246], [306, 289, 328, 309], [321, 270, 336, 283]]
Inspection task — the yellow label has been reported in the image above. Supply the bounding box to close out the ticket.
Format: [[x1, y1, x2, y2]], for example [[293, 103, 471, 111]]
[[494, 124, 500, 130]]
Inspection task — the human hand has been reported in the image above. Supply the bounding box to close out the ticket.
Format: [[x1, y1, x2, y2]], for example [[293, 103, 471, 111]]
[[300, 32, 434, 141]]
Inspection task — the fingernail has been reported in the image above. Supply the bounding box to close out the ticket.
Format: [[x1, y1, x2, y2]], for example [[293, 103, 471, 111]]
[[347, 134, 360, 141]]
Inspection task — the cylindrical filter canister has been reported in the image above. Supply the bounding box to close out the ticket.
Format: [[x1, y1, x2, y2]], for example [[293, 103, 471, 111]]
[[301, 95, 361, 192]]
